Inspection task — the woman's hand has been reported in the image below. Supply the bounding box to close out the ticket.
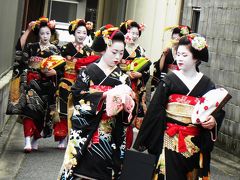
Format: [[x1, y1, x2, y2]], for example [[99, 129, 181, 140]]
[[27, 21, 35, 31], [201, 115, 216, 130], [42, 69, 57, 77], [127, 71, 142, 79]]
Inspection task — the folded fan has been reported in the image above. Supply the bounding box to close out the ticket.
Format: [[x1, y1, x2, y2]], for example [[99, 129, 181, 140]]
[[192, 88, 232, 124]]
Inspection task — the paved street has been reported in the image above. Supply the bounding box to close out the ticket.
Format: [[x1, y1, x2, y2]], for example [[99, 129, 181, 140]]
[[0, 121, 64, 180], [0, 119, 239, 180]]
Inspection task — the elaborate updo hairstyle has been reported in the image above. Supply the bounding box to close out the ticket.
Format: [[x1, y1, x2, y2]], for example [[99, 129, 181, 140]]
[[91, 24, 125, 52], [178, 34, 209, 70], [168, 25, 192, 37], [120, 20, 144, 37], [32, 16, 56, 35], [68, 19, 87, 35], [172, 25, 192, 37]]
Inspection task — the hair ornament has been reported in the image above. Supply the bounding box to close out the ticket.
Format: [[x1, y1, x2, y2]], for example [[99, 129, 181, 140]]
[[139, 23, 146, 31], [187, 34, 208, 51], [69, 19, 85, 32], [32, 16, 55, 32], [179, 26, 190, 35]]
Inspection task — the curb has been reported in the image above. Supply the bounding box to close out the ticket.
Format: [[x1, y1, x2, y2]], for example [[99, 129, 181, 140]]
[[0, 115, 18, 158], [211, 146, 240, 179]]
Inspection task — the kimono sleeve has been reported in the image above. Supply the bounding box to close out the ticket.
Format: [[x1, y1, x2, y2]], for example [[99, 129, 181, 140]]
[[133, 78, 170, 155], [71, 68, 104, 115]]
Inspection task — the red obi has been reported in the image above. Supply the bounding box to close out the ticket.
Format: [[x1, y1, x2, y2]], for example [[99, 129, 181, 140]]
[[168, 94, 202, 106], [64, 72, 77, 81], [27, 71, 41, 84], [166, 123, 199, 153]]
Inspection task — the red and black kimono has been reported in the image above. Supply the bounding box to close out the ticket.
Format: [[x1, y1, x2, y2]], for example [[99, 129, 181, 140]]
[[59, 63, 133, 180], [120, 45, 150, 148], [54, 42, 96, 141], [13, 42, 61, 139], [134, 72, 225, 180]]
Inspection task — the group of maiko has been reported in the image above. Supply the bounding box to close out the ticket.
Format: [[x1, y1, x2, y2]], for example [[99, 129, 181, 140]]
[[6, 16, 231, 180]]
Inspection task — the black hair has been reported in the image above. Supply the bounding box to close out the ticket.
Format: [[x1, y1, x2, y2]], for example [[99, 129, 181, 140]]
[[32, 21, 55, 35], [68, 20, 87, 35], [172, 26, 192, 37], [91, 36, 106, 52], [91, 30, 125, 52], [177, 36, 209, 70], [120, 21, 142, 37]]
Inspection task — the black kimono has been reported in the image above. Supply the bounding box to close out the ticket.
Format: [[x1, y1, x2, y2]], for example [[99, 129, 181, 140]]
[[59, 63, 132, 180], [8, 42, 61, 137], [134, 72, 225, 180]]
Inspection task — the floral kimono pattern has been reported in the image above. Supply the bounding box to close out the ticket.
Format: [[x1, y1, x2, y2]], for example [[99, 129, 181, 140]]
[[59, 63, 132, 180], [134, 72, 225, 180]]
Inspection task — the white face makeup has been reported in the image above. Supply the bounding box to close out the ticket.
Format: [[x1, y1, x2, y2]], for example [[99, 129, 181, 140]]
[[39, 26, 51, 45], [176, 45, 197, 72], [172, 33, 181, 41], [128, 27, 139, 43], [74, 26, 87, 44], [103, 41, 125, 67]]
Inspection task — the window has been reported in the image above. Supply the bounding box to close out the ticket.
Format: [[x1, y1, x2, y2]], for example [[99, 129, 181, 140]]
[[48, 0, 78, 24], [191, 7, 201, 33]]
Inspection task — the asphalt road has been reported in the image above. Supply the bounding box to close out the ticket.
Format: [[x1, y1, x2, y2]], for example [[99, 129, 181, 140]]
[[0, 122, 239, 180]]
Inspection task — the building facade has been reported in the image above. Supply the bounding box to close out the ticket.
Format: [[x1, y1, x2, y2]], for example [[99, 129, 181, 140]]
[[181, 0, 240, 157]]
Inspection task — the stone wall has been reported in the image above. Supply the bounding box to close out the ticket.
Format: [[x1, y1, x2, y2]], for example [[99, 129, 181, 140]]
[[182, 0, 240, 156], [0, 0, 24, 132]]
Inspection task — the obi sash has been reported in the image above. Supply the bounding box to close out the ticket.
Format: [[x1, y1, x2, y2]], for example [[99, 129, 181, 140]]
[[165, 94, 201, 153], [166, 94, 202, 124], [28, 56, 43, 69]]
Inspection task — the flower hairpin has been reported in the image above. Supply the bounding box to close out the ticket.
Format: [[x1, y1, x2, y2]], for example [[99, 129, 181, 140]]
[[96, 27, 119, 46], [32, 21, 40, 31], [70, 19, 85, 32], [191, 36, 208, 51], [180, 26, 190, 35], [139, 23, 146, 31]]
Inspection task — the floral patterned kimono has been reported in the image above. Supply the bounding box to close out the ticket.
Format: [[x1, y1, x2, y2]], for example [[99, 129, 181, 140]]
[[7, 42, 61, 138], [54, 42, 95, 141], [59, 63, 132, 180], [119, 45, 150, 148], [134, 72, 225, 180]]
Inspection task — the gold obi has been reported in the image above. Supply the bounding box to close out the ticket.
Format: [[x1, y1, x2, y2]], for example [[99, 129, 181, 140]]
[[28, 56, 43, 69], [65, 60, 76, 74], [166, 102, 194, 124]]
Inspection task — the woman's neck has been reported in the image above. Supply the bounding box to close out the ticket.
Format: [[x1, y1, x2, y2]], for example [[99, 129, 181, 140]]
[[98, 57, 116, 74], [39, 41, 50, 46], [180, 68, 198, 79], [74, 41, 83, 46]]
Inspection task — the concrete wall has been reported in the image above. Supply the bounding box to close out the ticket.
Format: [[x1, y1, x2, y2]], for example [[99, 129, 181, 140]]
[[182, 0, 240, 156], [96, 0, 127, 29], [0, 0, 24, 132], [125, 0, 183, 62]]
